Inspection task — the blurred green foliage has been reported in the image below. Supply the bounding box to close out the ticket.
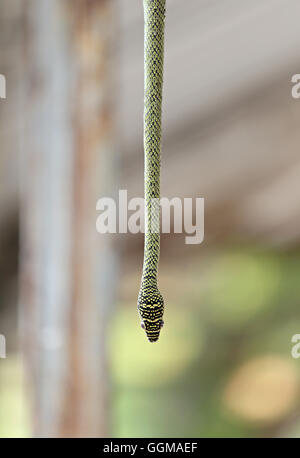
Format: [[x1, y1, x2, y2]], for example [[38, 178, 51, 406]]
[[0, 355, 29, 438], [110, 247, 300, 438], [2, 247, 300, 437]]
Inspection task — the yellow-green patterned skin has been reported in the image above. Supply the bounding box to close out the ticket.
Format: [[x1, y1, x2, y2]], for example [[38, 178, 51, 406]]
[[138, 0, 166, 343]]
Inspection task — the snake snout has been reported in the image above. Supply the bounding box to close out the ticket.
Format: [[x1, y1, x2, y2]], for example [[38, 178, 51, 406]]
[[141, 319, 163, 342], [145, 325, 161, 342], [148, 335, 159, 343]]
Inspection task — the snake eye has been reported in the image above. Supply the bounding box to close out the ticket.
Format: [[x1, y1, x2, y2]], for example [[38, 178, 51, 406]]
[[141, 322, 145, 329]]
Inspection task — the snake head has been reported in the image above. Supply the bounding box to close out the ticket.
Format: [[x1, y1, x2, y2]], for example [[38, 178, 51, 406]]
[[138, 289, 164, 342]]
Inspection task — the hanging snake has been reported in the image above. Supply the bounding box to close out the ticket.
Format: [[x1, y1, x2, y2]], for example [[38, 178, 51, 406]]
[[137, 0, 166, 342]]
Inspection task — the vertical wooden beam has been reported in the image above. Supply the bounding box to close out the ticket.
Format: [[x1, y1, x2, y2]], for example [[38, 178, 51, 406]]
[[63, 0, 118, 437], [20, 0, 117, 437]]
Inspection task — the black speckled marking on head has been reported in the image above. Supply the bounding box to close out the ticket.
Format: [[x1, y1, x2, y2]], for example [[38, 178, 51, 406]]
[[138, 289, 164, 342]]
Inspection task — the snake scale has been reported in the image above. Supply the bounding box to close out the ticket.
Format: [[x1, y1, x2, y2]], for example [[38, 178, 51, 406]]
[[137, 0, 166, 342]]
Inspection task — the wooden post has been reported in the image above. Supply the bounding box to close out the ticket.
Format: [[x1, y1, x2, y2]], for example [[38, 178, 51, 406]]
[[19, 0, 118, 437]]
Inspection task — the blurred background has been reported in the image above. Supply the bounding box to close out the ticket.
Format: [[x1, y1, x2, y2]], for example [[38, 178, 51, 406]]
[[1, 0, 300, 438]]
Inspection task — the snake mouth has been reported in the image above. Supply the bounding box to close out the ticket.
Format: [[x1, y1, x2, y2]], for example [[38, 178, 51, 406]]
[[148, 335, 159, 343], [140, 319, 163, 342], [140, 317, 164, 342], [146, 329, 160, 342]]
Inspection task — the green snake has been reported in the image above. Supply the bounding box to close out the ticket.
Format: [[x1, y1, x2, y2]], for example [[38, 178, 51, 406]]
[[137, 0, 166, 342]]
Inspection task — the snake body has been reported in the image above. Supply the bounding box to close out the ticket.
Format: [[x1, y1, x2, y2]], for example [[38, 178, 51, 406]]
[[138, 0, 166, 342]]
